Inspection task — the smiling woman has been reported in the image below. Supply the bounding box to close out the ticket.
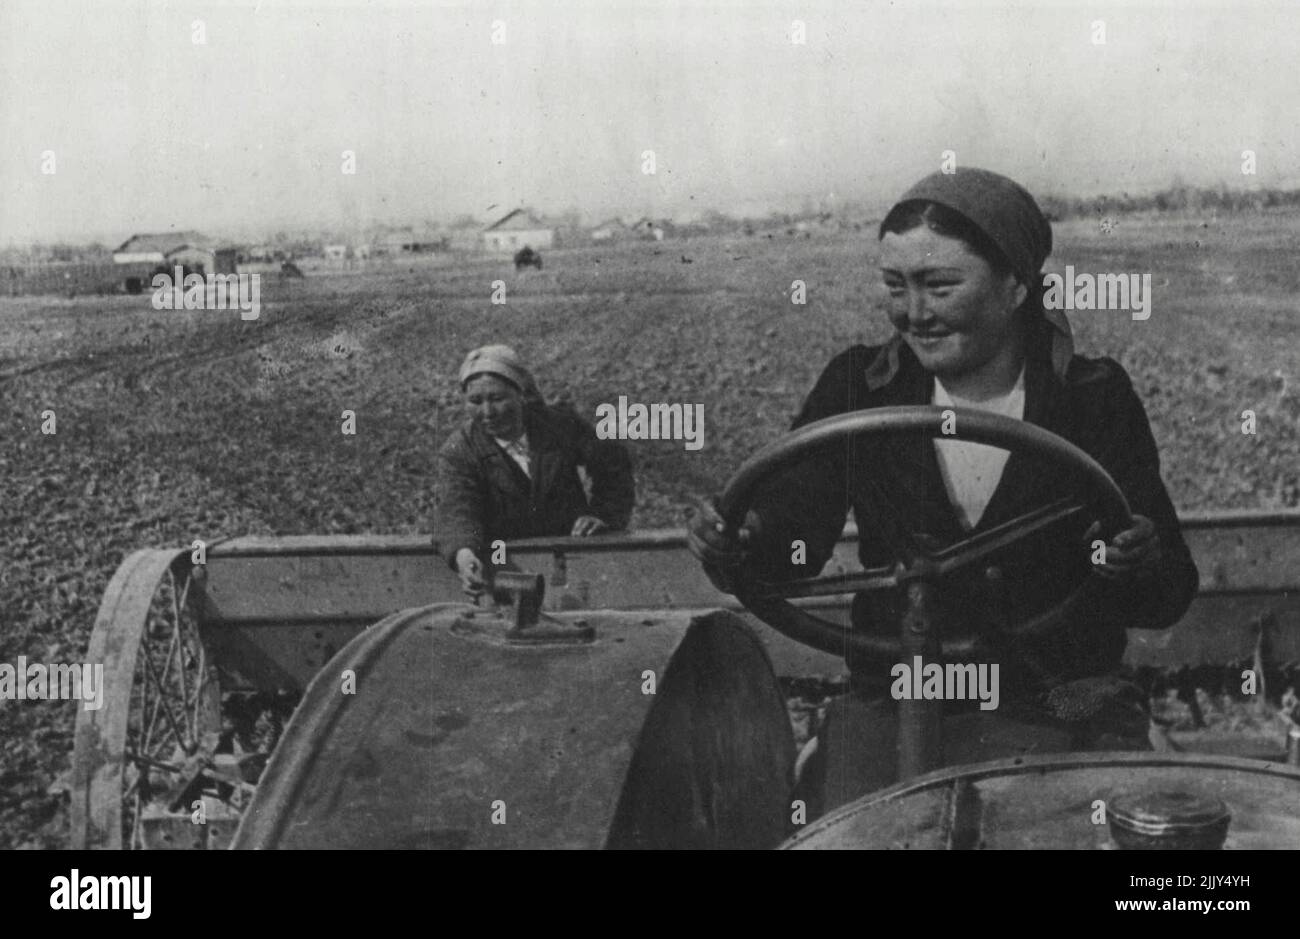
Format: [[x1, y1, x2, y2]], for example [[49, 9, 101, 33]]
[[434, 345, 635, 595], [878, 200, 1031, 399], [687, 166, 1201, 818]]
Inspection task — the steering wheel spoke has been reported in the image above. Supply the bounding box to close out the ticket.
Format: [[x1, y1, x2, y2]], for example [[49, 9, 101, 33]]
[[743, 563, 900, 601], [931, 497, 1088, 577]]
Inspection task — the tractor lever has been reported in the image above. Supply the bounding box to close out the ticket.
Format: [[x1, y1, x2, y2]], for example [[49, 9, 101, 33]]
[[486, 570, 594, 643], [490, 570, 546, 630]]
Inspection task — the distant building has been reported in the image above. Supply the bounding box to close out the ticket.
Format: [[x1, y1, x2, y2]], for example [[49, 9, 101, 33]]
[[112, 231, 201, 265], [372, 226, 449, 256], [236, 246, 284, 274], [323, 244, 349, 261], [788, 211, 837, 235], [482, 209, 554, 252], [170, 244, 239, 275], [626, 217, 669, 241], [112, 232, 238, 276], [590, 218, 626, 242], [235, 260, 282, 275]]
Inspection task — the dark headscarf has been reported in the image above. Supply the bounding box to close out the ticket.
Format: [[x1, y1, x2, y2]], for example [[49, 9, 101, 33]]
[[879, 167, 1074, 378], [882, 167, 1051, 287]]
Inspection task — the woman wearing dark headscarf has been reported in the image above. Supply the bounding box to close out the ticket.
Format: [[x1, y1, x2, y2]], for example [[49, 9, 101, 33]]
[[436, 345, 635, 594], [688, 167, 1198, 812]]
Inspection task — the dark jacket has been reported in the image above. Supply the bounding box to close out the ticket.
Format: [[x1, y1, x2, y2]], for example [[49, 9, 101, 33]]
[[434, 401, 634, 567], [745, 317, 1199, 702]]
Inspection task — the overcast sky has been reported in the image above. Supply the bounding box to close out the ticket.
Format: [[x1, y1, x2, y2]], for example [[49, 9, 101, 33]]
[[2, 0, 1298, 244]]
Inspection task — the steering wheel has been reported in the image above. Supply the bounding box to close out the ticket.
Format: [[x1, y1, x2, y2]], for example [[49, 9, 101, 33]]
[[717, 406, 1133, 664]]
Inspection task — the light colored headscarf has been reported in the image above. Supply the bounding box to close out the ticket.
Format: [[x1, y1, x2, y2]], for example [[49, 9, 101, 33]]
[[458, 344, 540, 401]]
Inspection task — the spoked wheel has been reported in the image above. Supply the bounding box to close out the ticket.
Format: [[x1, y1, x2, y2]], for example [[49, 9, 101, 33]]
[[122, 561, 225, 848], [72, 551, 232, 849]]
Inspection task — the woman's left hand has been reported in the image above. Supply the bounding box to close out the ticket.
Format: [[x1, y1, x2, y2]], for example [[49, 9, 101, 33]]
[[571, 515, 609, 537], [1084, 514, 1163, 581]]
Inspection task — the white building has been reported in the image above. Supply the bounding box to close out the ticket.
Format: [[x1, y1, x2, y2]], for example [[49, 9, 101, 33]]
[[112, 232, 238, 276], [482, 209, 554, 252]]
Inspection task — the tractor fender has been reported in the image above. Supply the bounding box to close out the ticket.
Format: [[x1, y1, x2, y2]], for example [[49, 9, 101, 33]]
[[231, 605, 796, 849]]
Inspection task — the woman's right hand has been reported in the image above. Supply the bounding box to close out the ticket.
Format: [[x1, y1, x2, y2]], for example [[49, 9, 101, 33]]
[[454, 548, 487, 596], [686, 496, 763, 593]]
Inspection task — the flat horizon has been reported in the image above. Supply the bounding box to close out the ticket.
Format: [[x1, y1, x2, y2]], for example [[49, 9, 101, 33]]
[[4, 0, 1298, 246]]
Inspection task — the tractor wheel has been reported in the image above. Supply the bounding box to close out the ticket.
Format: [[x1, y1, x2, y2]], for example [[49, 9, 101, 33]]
[[70, 551, 233, 849]]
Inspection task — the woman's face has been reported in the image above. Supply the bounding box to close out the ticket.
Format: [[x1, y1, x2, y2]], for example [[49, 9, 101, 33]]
[[464, 374, 525, 439], [878, 225, 1028, 380]]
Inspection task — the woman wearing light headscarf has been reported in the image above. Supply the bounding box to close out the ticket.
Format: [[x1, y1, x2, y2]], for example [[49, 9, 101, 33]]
[[688, 167, 1199, 814], [436, 345, 634, 594]]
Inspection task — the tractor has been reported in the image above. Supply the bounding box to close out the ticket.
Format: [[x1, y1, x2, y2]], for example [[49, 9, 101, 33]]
[[71, 407, 1300, 849]]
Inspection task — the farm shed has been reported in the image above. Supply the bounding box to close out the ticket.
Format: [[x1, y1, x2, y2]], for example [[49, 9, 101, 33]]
[[482, 209, 554, 252], [112, 232, 238, 293], [113, 232, 238, 277], [373, 227, 449, 255], [169, 245, 239, 276], [590, 218, 626, 242], [235, 245, 287, 275]]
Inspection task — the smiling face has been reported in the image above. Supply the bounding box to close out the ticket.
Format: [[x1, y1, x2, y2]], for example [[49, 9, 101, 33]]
[[878, 225, 1029, 389], [464, 374, 525, 440]]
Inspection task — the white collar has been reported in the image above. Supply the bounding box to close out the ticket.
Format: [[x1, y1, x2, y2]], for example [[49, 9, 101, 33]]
[[932, 365, 1026, 413], [493, 431, 528, 451]]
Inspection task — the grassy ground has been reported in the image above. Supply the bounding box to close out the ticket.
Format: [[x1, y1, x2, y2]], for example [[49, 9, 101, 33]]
[[2, 211, 1299, 847]]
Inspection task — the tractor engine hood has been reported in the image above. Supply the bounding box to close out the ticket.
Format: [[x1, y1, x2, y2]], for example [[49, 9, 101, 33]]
[[230, 598, 796, 850]]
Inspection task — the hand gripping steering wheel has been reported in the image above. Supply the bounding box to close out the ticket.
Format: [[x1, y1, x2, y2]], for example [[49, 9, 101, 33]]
[[717, 406, 1133, 664]]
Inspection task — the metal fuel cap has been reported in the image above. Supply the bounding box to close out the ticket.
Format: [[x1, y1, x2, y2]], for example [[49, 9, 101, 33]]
[[1108, 790, 1231, 850]]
